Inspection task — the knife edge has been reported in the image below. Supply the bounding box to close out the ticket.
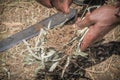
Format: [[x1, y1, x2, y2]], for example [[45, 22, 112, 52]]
[[0, 9, 76, 52]]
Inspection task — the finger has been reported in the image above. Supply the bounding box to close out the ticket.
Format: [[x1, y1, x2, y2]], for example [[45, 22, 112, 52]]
[[36, 0, 53, 8], [80, 23, 114, 51], [80, 24, 101, 51], [52, 0, 72, 13], [75, 12, 94, 29], [80, 25, 104, 51]]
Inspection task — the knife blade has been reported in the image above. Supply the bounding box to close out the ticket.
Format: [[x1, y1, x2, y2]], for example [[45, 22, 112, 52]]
[[0, 9, 76, 52]]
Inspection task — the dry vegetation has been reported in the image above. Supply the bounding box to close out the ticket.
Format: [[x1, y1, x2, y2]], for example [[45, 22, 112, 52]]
[[0, 0, 120, 80]]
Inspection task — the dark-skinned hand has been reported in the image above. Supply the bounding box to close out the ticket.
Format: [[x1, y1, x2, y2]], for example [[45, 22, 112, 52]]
[[36, 0, 73, 13], [75, 5, 120, 51]]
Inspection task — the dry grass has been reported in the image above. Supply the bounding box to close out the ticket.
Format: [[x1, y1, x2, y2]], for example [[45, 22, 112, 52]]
[[0, 0, 120, 80], [0, 0, 57, 80], [85, 54, 120, 80]]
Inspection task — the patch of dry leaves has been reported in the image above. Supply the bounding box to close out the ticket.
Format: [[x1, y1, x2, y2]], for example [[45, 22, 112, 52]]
[[44, 25, 79, 55]]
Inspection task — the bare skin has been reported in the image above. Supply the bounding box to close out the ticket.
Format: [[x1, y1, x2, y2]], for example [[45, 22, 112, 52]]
[[52, 0, 72, 13], [36, 0, 73, 13], [36, 0, 53, 8], [75, 5, 120, 51], [37, 0, 120, 52]]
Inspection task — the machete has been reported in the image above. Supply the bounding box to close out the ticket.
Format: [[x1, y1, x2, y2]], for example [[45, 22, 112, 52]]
[[0, 9, 76, 52]]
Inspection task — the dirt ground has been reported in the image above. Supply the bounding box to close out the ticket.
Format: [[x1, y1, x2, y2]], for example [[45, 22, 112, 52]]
[[0, 0, 120, 80]]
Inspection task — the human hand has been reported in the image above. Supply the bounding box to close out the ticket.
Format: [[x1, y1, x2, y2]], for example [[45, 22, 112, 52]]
[[36, 0, 73, 13], [75, 5, 120, 51]]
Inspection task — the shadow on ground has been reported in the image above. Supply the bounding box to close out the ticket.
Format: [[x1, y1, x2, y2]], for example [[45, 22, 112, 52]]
[[35, 41, 120, 80]]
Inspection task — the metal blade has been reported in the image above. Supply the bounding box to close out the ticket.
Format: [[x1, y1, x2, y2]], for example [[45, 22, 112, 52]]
[[0, 9, 76, 52]]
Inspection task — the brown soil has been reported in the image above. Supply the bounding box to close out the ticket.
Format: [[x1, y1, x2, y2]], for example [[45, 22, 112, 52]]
[[44, 25, 79, 55], [0, 0, 120, 80]]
